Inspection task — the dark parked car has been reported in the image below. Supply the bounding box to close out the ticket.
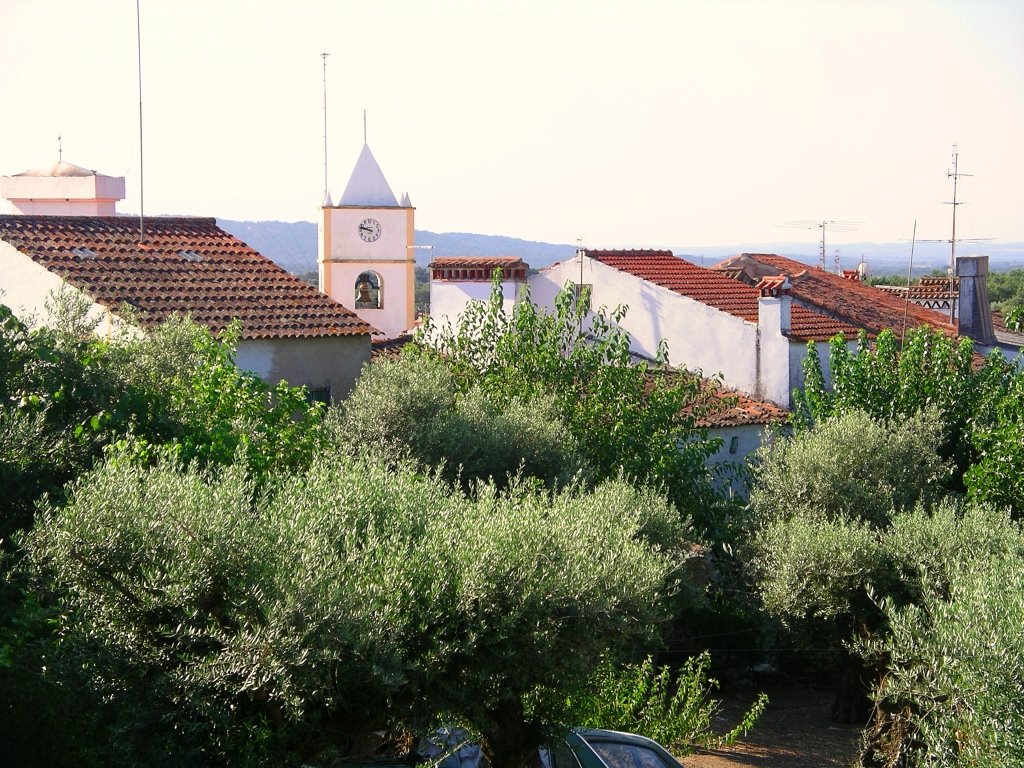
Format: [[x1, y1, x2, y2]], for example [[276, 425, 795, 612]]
[[422, 726, 683, 768], [552, 728, 683, 768]]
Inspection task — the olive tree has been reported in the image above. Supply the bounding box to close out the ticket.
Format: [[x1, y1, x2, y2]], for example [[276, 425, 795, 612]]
[[25, 454, 689, 768], [746, 408, 950, 721], [333, 349, 585, 489]]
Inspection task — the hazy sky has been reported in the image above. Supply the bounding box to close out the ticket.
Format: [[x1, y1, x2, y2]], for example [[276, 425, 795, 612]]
[[1, 0, 1022, 251]]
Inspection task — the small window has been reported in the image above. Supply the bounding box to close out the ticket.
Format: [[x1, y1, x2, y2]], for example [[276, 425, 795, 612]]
[[355, 271, 382, 309], [71, 247, 96, 260], [178, 249, 203, 263], [729, 435, 740, 455], [306, 385, 331, 405], [573, 282, 592, 312]]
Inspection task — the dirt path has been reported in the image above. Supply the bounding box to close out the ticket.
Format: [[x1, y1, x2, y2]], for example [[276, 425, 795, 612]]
[[682, 686, 862, 768]]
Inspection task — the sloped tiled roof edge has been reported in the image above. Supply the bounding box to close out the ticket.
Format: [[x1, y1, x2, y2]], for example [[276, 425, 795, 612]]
[[583, 248, 858, 342], [713, 253, 956, 339], [0, 214, 373, 339]]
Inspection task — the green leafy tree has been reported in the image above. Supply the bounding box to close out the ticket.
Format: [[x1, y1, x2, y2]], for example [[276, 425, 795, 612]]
[[987, 267, 1024, 311], [793, 326, 1013, 490], [418, 278, 727, 532], [965, 364, 1024, 517], [24, 454, 688, 768]]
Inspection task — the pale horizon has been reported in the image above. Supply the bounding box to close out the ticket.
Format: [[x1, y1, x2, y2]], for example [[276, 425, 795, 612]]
[[1, 0, 1021, 252]]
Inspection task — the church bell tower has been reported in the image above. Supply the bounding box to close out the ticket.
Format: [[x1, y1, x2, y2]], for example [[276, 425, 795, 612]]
[[318, 143, 415, 338]]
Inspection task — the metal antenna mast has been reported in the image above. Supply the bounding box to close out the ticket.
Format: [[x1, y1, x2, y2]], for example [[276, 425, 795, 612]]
[[58, 134, 63, 162], [945, 143, 970, 321], [135, 0, 145, 240], [916, 146, 991, 322], [321, 52, 330, 204], [781, 220, 861, 271]]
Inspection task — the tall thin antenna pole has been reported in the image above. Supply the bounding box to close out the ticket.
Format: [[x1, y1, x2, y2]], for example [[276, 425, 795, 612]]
[[945, 143, 971, 321], [321, 52, 329, 203], [901, 220, 916, 349], [820, 220, 826, 271], [136, 0, 145, 239], [363, 109, 367, 144], [58, 134, 63, 162]]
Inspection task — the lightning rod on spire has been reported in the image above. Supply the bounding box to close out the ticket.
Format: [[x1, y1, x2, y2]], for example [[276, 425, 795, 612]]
[[321, 52, 330, 204]]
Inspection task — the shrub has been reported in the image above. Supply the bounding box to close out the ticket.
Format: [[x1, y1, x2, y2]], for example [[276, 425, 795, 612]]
[[749, 409, 949, 529], [334, 350, 584, 489], [860, 505, 1024, 767], [568, 653, 767, 755], [25, 454, 689, 768]]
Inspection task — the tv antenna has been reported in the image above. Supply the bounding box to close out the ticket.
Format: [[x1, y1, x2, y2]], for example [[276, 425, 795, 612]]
[[780, 219, 861, 272], [321, 52, 330, 205], [135, 0, 145, 240], [914, 145, 992, 321]]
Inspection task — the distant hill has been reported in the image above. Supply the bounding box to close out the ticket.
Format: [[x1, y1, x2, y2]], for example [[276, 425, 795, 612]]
[[217, 219, 1024, 278]]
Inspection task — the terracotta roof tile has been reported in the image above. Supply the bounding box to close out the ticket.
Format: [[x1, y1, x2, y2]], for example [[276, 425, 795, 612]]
[[693, 381, 790, 428], [712, 253, 957, 339], [0, 215, 373, 339], [429, 256, 526, 269], [585, 249, 858, 342], [430, 256, 528, 282]]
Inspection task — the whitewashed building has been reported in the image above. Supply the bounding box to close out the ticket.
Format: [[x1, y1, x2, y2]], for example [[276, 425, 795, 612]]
[[0, 160, 372, 401]]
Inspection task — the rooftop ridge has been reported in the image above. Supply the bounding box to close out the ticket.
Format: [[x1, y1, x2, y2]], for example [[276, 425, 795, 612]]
[[0, 214, 373, 339]]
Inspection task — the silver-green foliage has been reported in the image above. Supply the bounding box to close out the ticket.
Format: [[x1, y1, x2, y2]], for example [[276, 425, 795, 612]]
[[749, 409, 950, 629], [860, 505, 1024, 767], [750, 409, 950, 529], [25, 454, 687, 763], [334, 350, 585, 488]]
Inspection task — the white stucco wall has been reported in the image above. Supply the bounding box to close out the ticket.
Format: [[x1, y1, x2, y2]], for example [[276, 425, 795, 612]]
[[530, 256, 789, 403], [235, 335, 370, 402], [756, 297, 794, 407], [706, 422, 787, 498], [0, 241, 126, 336], [2, 173, 124, 216], [429, 279, 521, 330]]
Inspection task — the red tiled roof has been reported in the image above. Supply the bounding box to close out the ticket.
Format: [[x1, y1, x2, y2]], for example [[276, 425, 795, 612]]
[[712, 253, 957, 339], [0, 215, 373, 339], [695, 382, 790, 428], [585, 249, 858, 342], [876, 279, 958, 302]]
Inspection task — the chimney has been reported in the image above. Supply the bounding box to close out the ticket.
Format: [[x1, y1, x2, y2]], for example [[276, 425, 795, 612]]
[[956, 255, 995, 346], [1, 160, 125, 216], [756, 275, 792, 334]]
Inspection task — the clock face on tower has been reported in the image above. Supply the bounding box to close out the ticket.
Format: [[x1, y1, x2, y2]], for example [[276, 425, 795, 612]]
[[358, 217, 382, 242]]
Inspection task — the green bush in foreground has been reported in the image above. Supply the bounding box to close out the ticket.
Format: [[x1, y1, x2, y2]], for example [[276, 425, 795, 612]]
[[334, 350, 584, 489], [568, 653, 767, 756], [24, 454, 688, 768], [861, 541, 1024, 767]]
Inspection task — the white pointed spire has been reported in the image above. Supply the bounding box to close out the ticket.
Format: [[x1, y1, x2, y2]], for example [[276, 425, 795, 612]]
[[339, 143, 398, 206], [322, 191, 333, 207], [400, 191, 412, 207]]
